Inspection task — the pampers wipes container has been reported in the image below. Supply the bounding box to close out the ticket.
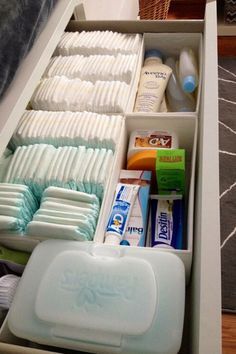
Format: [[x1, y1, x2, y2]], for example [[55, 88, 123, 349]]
[[8, 239, 185, 354]]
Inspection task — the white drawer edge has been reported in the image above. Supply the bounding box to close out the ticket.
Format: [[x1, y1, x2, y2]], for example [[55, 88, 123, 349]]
[[0, 0, 76, 158], [191, 1, 222, 354]]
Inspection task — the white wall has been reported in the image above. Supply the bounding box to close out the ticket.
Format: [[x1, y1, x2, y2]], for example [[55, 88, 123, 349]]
[[74, 0, 139, 20]]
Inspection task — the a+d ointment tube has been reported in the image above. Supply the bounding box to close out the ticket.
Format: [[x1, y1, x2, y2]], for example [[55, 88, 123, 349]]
[[150, 194, 183, 249], [105, 183, 139, 245]]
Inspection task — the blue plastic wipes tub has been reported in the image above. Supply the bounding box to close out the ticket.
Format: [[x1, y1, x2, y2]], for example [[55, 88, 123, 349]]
[[149, 195, 183, 249]]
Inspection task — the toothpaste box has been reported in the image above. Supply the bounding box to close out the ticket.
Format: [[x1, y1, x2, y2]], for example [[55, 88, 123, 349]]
[[156, 149, 185, 195], [119, 170, 151, 247]]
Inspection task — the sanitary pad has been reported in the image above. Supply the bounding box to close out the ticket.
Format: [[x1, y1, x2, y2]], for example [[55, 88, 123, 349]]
[[0, 183, 38, 234], [44, 146, 113, 199], [11, 110, 123, 151], [43, 55, 85, 79], [43, 54, 137, 84], [86, 80, 130, 113], [4, 145, 56, 199], [31, 77, 93, 111], [4, 145, 113, 200], [31, 77, 129, 113], [56, 31, 142, 56], [26, 187, 100, 241]]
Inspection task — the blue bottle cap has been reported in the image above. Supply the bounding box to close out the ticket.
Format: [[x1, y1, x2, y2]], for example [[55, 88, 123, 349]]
[[144, 49, 162, 60], [120, 240, 130, 246], [182, 75, 196, 93]]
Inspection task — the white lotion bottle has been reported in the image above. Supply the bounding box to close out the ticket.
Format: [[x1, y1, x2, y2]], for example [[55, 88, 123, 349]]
[[179, 47, 198, 93], [165, 57, 195, 112], [134, 49, 172, 113]]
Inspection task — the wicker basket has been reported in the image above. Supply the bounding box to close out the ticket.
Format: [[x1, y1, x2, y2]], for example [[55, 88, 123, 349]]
[[139, 0, 171, 20]]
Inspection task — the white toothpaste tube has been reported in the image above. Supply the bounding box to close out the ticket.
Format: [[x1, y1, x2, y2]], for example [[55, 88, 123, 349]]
[[120, 170, 151, 247], [105, 183, 139, 245]]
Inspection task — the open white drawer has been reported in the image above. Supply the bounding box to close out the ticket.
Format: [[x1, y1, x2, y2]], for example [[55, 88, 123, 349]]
[[0, 0, 221, 353]]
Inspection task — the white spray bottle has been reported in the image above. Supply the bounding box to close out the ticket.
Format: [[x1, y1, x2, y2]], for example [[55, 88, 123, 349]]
[[179, 47, 198, 93]]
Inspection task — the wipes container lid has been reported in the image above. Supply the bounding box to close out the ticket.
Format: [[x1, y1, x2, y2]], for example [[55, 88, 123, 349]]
[[8, 240, 185, 354]]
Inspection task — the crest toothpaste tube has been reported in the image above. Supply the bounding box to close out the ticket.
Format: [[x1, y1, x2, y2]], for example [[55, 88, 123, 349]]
[[150, 194, 183, 249], [105, 183, 139, 245]]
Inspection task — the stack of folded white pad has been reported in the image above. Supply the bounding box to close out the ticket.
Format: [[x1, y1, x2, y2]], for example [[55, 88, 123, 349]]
[[30, 30, 142, 113], [43, 53, 137, 84], [26, 187, 100, 241], [4, 145, 113, 200], [31, 77, 129, 113], [56, 31, 142, 56], [44, 54, 85, 79], [0, 183, 38, 234], [10, 110, 123, 151], [87, 81, 129, 113], [30, 77, 92, 112], [4, 145, 55, 200]]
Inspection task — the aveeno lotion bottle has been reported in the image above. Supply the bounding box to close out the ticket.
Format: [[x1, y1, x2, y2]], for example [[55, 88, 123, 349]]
[[134, 49, 172, 113]]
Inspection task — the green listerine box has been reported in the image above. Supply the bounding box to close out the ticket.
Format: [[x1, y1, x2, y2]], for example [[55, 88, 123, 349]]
[[156, 149, 185, 195]]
